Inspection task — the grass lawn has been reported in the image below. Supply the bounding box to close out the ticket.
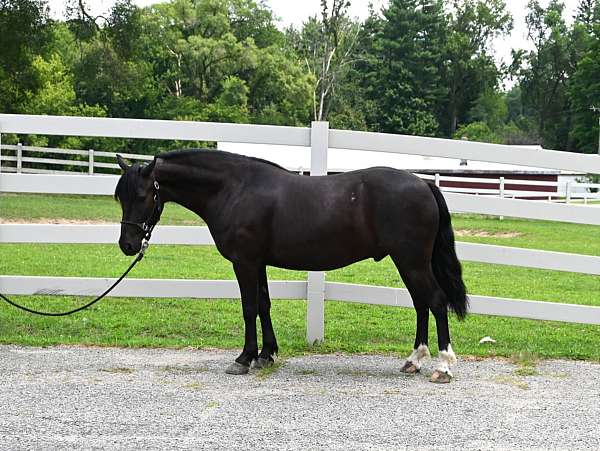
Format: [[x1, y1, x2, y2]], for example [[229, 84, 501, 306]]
[[0, 192, 200, 225], [1, 193, 599, 361]]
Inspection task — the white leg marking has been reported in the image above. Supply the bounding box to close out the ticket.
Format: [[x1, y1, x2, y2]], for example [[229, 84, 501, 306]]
[[435, 343, 457, 376], [406, 344, 430, 370]]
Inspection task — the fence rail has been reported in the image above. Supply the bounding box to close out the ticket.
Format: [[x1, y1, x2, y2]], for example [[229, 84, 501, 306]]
[[0, 143, 153, 175], [2, 173, 599, 224], [1, 223, 600, 275], [329, 129, 600, 174], [1, 276, 598, 325], [2, 143, 599, 201], [1, 114, 600, 340]]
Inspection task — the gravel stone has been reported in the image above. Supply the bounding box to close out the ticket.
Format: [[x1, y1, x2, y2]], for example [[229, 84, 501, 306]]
[[1, 345, 598, 450]]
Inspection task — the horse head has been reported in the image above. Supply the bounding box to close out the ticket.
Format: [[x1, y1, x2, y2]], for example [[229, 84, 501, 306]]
[[114, 155, 161, 256]]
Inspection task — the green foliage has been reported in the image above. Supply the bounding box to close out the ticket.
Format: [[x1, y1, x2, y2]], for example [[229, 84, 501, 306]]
[[444, 0, 512, 135], [514, 0, 598, 151], [361, 0, 448, 136], [140, 0, 311, 130], [288, 1, 361, 122], [2, 0, 600, 154], [454, 121, 502, 143], [468, 90, 509, 130], [248, 46, 313, 126], [0, 0, 51, 112], [569, 29, 600, 153]]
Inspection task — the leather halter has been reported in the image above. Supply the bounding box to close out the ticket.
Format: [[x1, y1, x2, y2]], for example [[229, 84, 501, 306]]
[[120, 180, 163, 241]]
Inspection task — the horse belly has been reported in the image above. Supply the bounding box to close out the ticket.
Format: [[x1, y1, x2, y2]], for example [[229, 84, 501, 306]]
[[267, 208, 376, 271]]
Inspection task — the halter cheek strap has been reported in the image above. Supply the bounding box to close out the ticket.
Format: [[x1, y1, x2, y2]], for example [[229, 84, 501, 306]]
[[121, 180, 163, 244]]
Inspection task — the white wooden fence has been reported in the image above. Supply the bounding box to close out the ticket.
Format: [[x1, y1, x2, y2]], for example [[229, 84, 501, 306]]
[[2, 143, 600, 202], [0, 143, 153, 175], [1, 114, 600, 343]]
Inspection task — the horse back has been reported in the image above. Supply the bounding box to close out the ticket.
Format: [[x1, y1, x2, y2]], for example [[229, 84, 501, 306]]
[[262, 167, 438, 270]]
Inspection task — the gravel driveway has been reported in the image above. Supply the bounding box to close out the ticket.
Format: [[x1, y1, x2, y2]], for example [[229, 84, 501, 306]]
[[1, 345, 598, 450]]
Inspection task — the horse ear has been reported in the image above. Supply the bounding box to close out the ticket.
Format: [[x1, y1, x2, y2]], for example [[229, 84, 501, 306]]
[[140, 158, 156, 177], [116, 154, 130, 172]]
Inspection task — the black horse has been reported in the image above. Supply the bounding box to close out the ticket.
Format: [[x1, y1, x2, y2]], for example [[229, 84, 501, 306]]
[[115, 149, 467, 383]]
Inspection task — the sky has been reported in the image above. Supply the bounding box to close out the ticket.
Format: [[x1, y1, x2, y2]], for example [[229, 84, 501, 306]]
[[47, 0, 582, 69]]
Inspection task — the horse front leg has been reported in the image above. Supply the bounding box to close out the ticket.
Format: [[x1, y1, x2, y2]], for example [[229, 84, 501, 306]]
[[225, 263, 260, 375], [254, 266, 278, 369]]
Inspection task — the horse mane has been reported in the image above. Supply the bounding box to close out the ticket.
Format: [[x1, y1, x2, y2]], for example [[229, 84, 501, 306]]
[[115, 148, 290, 201], [157, 148, 290, 172]]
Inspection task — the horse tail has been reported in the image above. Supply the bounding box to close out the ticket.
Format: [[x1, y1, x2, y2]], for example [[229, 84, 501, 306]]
[[427, 182, 469, 320]]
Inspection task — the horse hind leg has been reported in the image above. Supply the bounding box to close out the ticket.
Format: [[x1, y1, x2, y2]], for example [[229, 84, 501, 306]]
[[429, 301, 457, 384], [392, 256, 432, 375], [399, 305, 430, 374], [393, 257, 457, 383]]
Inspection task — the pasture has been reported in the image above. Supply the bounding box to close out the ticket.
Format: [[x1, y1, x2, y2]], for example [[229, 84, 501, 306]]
[[1, 192, 599, 361]]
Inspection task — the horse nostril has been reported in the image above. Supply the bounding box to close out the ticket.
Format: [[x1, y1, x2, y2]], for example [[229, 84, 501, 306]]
[[120, 240, 134, 254]]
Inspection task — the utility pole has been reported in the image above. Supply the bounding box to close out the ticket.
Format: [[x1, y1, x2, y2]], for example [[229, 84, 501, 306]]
[[591, 106, 600, 155]]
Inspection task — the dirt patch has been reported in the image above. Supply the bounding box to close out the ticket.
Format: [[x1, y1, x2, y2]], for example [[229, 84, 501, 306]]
[[0, 218, 201, 225], [0, 218, 114, 224], [455, 229, 523, 238]]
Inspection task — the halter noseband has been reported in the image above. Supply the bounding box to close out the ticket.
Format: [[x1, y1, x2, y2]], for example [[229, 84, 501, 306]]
[[121, 180, 163, 243]]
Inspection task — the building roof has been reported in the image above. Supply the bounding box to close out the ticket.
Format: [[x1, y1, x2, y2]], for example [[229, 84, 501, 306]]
[[218, 143, 562, 175]]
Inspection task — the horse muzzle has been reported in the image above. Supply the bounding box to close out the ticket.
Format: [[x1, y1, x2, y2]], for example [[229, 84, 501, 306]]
[[119, 238, 141, 256]]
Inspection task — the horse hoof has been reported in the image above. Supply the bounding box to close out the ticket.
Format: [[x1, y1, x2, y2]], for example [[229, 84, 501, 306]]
[[225, 362, 250, 375], [430, 370, 452, 384], [252, 357, 274, 369], [400, 361, 419, 374]]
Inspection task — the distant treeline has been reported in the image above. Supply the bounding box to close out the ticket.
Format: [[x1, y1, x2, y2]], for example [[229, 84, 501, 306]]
[[1, 0, 599, 154]]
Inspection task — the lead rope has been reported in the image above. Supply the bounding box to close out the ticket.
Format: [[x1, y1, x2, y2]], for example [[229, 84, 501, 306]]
[[0, 181, 162, 317], [0, 241, 149, 317]]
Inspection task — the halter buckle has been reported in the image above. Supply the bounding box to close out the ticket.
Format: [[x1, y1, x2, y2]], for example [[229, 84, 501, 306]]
[[139, 240, 149, 258]]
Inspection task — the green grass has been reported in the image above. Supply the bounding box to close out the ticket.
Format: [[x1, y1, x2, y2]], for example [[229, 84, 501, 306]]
[[1, 193, 599, 361], [0, 193, 200, 225], [3, 244, 599, 306], [452, 214, 600, 256], [1, 295, 599, 360], [514, 367, 539, 377]]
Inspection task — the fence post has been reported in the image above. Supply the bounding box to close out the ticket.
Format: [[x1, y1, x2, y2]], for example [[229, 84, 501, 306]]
[[88, 149, 94, 175], [434, 173, 440, 187], [0, 127, 2, 174], [565, 182, 571, 204], [17, 142, 23, 173], [306, 121, 328, 345], [499, 176, 505, 221]]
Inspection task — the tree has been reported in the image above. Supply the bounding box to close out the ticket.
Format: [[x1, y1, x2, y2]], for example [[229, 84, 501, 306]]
[[454, 121, 502, 143], [246, 46, 313, 126], [517, 0, 571, 149], [141, 0, 311, 126], [0, 0, 50, 112], [289, 1, 361, 122], [468, 89, 508, 130], [574, 0, 599, 32], [362, 0, 448, 136], [444, 0, 512, 136], [570, 36, 600, 153]]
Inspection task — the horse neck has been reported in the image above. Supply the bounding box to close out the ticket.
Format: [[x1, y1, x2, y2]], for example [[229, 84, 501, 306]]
[[153, 152, 240, 221]]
